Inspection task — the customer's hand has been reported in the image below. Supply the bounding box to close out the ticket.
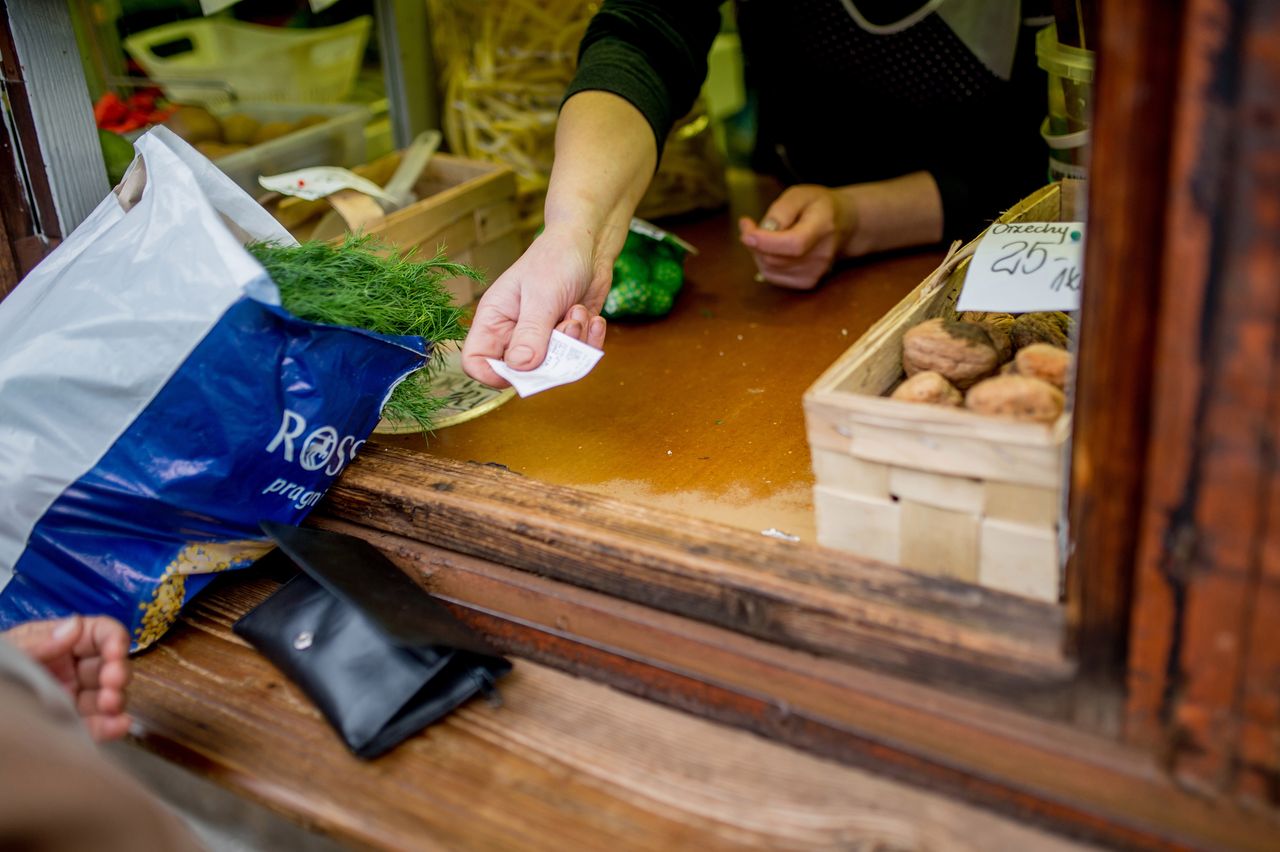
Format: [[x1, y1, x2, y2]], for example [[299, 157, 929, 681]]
[[738, 185, 858, 290], [3, 615, 132, 742], [462, 225, 609, 387]]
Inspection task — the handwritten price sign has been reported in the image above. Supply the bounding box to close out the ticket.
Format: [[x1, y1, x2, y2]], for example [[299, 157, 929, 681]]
[[956, 222, 1084, 313]]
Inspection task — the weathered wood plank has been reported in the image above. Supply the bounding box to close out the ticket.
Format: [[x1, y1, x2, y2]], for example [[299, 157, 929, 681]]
[[1124, 0, 1280, 802], [129, 574, 1090, 852], [369, 155, 515, 249], [155, 529, 1280, 851], [318, 445, 1075, 706]]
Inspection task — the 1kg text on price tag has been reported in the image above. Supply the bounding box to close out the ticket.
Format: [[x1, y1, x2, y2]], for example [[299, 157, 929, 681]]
[[956, 222, 1084, 313]]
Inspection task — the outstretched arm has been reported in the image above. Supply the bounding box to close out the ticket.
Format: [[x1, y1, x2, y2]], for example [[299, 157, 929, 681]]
[[461, 92, 656, 385], [461, 0, 723, 386]]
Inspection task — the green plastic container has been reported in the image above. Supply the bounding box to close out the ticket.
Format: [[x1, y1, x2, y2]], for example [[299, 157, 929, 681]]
[[1036, 24, 1096, 180]]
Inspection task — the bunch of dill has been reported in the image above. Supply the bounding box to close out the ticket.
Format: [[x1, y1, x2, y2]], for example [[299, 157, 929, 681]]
[[248, 235, 481, 431]]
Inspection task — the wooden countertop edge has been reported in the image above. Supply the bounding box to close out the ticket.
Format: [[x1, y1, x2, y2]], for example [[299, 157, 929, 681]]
[[319, 446, 1075, 712], [125, 544, 1280, 852]]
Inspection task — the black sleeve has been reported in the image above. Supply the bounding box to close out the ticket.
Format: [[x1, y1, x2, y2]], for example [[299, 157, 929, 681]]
[[563, 0, 724, 163], [929, 142, 1046, 241], [927, 22, 1052, 238]]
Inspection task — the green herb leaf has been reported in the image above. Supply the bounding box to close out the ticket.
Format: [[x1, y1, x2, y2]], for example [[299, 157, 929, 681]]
[[248, 235, 479, 432]]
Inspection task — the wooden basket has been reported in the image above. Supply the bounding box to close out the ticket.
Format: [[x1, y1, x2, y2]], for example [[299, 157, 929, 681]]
[[264, 151, 521, 306], [802, 181, 1083, 602]]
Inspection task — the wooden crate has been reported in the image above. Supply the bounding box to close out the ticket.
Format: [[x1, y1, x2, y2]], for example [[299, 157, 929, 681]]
[[265, 151, 521, 305], [803, 181, 1083, 602]]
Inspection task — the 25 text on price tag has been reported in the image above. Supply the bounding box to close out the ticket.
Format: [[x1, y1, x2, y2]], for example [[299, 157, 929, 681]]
[[956, 222, 1084, 313]]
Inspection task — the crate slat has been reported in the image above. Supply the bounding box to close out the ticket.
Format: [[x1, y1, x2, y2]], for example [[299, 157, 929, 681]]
[[899, 501, 981, 582], [889, 467, 985, 514], [810, 449, 891, 500], [985, 481, 1061, 527], [813, 486, 901, 564], [979, 519, 1060, 602], [474, 200, 517, 243], [839, 415, 1063, 488]]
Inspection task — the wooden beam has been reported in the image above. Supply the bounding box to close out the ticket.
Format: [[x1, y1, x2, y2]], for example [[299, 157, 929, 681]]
[[144, 535, 1280, 851], [319, 446, 1077, 714], [129, 574, 1102, 852], [1067, 0, 1182, 682], [1125, 0, 1280, 803]]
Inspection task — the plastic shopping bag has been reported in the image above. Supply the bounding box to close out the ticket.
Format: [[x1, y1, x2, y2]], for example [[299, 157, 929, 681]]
[[0, 128, 428, 649]]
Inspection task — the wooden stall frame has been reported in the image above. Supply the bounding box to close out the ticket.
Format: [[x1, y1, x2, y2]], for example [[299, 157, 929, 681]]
[[299, 0, 1278, 846], [293, 519, 1276, 851], [0, 0, 65, 296], [1, 0, 1262, 846], [1064, 0, 1182, 695], [0, 0, 107, 236], [1120, 0, 1280, 802]]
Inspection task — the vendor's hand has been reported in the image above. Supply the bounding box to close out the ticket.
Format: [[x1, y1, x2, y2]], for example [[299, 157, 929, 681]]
[[3, 615, 132, 742], [738, 185, 857, 290], [462, 225, 608, 387]]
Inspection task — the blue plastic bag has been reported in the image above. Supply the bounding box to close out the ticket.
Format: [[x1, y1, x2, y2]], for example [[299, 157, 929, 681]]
[[0, 128, 427, 648]]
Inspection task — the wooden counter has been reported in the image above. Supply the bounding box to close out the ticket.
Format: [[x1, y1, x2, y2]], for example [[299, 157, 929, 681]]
[[127, 572, 1086, 851], [375, 171, 946, 542], [116, 193, 1087, 848]]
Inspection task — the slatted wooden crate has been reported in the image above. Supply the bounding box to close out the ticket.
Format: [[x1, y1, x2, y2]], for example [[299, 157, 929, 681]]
[[803, 181, 1082, 602], [265, 151, 521, 305]]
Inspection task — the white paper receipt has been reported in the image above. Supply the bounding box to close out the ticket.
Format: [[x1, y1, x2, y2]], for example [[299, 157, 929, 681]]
[[957, 222, 1085, 313], [486, 330, 604, 398]]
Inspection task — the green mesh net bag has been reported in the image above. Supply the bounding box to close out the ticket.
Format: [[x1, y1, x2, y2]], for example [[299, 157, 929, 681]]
[[602, 219, 696, 320]]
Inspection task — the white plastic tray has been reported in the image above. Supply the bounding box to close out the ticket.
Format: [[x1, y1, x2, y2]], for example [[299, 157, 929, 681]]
[[210, 102, 370, 197]]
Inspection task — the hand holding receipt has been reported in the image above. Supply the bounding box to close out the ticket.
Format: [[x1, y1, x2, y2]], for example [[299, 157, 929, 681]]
[[486, 330, 604, 398]]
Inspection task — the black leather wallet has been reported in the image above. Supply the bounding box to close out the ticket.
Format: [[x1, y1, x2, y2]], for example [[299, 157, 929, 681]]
[[233, 522, 512, 759]]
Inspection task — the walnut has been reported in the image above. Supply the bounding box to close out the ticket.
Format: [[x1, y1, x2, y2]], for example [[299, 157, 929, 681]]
[[965, 375, 1065, 424], [902, 318, 999, 389], [1010, 313, 1069, 349], [1042, 311, 1074, 335], [1013, 344, 1072, 389], [890, 371, 963, 406], [958, 311, 1014, 361], [958, 310, 1011, 327]]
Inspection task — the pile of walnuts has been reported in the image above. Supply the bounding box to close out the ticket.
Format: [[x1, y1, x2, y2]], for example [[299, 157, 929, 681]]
[[891, 312, 1073, 423]]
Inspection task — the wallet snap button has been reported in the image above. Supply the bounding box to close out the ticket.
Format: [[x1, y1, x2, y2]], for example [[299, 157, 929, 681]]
[[293, 631, 314, 651]]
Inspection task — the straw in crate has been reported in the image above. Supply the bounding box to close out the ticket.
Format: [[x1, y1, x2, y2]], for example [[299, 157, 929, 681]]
[[427, 0, 725, 239]]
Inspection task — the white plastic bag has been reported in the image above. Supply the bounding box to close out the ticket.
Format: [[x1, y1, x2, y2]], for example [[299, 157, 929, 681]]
[[0, 128, 428, 648]]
